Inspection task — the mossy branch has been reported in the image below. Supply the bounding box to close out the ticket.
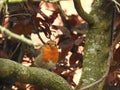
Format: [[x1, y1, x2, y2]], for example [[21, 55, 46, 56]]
[[0, 58, 73, 90], [3, 0, 60, 3], [0, 26, 40, 46], [73, 0, 94, 25]]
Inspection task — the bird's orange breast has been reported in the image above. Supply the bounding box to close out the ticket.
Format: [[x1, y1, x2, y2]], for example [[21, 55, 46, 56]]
[[42, 45, 59, 63]]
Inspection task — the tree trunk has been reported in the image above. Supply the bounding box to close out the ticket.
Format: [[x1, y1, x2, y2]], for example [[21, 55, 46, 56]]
[[74, 0, 113, 90], [81, 19, 110, 90]]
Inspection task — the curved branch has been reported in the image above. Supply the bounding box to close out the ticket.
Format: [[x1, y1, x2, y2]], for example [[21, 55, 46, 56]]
[[0, 58, 73, 90], [113, 31, 120, 47], [0, 26, 40, 46], [73, 0, 94, 25]]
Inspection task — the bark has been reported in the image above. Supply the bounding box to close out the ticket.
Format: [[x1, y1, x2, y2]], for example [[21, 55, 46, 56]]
[[0, 58, 73, 90], [74, 0, 113, 90]]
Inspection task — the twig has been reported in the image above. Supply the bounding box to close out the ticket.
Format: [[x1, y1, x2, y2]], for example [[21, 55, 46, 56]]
[[0, 25, 40, 46], [5, 13, 32, 18], [31, 17, 46, 44], [10, 42, 21, 59], [57, 2, 71, 30], [112, 0, 120, 6], [73, 0, 94, 25], [113, 32, 120, 47], [112, 0, 120, 13], [0, 1, 4, 12], [18, 43, 26, 63]]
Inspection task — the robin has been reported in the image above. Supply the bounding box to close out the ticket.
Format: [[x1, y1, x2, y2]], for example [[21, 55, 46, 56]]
[[34, 40, 59, 70]]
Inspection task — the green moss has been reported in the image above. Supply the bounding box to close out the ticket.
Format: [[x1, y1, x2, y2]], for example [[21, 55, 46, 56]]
[[81, 17, 110, 89], [0, 58, 73, 90]]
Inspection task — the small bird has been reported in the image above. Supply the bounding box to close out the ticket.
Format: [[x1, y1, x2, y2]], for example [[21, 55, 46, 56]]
[[34, 40, 59, 70]]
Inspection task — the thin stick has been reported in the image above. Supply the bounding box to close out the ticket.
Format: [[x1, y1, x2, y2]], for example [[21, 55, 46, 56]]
[[0, 25, 40, 46], [5, 13, 31, 18]]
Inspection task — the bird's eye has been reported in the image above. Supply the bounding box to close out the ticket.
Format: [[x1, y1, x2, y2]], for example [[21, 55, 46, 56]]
[[46, 40, 57, 47], [47, 43, 50, 45]]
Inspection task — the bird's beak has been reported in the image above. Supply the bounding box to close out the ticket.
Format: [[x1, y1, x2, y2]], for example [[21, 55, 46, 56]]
[[50, 44, 56, 47]]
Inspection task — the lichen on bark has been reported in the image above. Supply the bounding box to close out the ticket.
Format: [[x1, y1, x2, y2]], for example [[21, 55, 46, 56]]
[[81, 21, 110, 87], [74, 0, 113, 90]]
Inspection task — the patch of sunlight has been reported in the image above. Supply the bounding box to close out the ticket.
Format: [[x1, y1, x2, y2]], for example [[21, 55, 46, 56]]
[[73, 68, 82, 85]]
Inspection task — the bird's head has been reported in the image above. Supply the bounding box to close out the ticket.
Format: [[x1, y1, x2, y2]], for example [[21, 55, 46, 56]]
[[46, 40, 57, 48]]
